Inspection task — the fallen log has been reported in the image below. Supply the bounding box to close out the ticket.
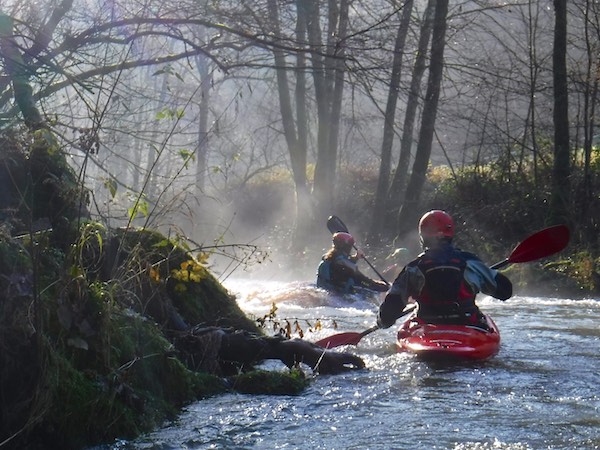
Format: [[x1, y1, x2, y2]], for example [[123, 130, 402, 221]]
[[176, 327, 365, 376]]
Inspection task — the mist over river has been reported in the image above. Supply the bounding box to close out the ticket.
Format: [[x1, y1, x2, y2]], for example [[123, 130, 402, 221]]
[[96, 279, 600, 450]]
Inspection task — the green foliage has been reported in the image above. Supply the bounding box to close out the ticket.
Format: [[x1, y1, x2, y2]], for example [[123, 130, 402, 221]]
[[152, 64, 185, 82], [178, 149, 195, 169], [106, 313, 205, 407], [155, 107, 185, 120], [418, 159, 561, 259], [548, 251, 600, 292], [128, 195, 150, 221], [168, 267, 258, 332], [18, 227, 244, 447], [103, 177, 118, 198], [36, 320, 227, 449]]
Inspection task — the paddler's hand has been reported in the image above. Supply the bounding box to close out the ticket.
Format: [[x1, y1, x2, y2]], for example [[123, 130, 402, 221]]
[[354, 249, 365, 259]]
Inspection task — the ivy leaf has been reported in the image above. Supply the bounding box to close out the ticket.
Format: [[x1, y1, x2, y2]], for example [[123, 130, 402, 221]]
[[128, 199, 149, 221], [179, 149, 195, 168], [103, 178, 118, 198]]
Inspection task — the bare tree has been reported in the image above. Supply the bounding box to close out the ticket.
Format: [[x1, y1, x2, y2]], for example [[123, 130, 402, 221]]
[[386, 0, 434, 229], [265, 0, 312, 249], [370, 0, 414, 239], [572, 0, 599, 234], [397, 0, 448, 235], [309, 0, 351, 219], [550, 0, 570, 224]]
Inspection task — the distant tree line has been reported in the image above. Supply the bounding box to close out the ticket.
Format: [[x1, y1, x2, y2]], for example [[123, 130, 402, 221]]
[[0, 0, 597, 253]]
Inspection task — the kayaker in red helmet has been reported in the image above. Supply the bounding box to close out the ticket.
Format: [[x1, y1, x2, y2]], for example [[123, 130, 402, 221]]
[[377, 210, 512, 329], [317, 232, 389, 294]]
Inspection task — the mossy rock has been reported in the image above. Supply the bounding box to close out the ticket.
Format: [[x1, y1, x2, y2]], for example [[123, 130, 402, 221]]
[[84, 225, 260, 332], [0, 221, 266, 449]]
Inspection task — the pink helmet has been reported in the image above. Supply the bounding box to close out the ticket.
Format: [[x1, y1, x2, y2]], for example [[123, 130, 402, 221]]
[[419, 210, 455, 240], [332, 232, 355, 249]]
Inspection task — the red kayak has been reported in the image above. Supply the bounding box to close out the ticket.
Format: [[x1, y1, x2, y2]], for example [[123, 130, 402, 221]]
[[396, 313, 500, 361]]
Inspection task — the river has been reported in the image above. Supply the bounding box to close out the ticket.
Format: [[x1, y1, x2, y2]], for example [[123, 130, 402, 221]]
[[99, 279, 600, 450]]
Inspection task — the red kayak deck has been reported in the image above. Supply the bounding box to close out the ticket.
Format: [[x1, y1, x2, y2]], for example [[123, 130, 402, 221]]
[[396, 313, 500, 361]]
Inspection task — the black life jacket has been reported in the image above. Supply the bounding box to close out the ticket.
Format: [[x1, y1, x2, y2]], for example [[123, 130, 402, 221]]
[[415, 245, 476, 317]]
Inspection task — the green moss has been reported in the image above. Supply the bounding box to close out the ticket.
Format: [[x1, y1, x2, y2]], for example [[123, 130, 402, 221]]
[[170, 275, 259, 332], [229, 368, 309, 395], [41, 347, 142, 449], [190, 371, 230, 397], [34, 308, 231, 448]]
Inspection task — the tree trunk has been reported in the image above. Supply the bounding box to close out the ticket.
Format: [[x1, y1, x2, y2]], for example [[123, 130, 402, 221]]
[[549, 0, 570, 225], [325, 0, 349, 213], [310, 0, 348, 218], [267, 0, 313, 250], [0, 15, 44, 130], [579, 0, 597, 235], [370, 1, 414, 239], [309, 0, 332, 215], [179, 327, 365, 376], [194, 52, 211, 196], [291, 0, 313, 250], [387, 1, 435, 223], [397, 0, 448, 235]]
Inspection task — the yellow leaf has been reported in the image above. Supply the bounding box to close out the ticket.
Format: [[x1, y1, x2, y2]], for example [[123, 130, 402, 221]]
[[149, 267, 160, 283], [197, 252, 210, 264], [285, 321, 292, 338]]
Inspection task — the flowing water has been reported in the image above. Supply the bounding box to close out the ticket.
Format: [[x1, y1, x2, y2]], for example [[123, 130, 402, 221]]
[[100, 279, 600, 450]]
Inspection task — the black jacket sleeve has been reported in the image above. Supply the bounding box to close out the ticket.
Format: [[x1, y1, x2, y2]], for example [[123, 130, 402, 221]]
[[494, 272, 513, 300], [377, 292, 407, 328]]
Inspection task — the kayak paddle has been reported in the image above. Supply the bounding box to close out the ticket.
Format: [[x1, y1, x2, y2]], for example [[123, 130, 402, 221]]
[[326, 215, 390, 285], [314, 224, 570, 349], [314, 306, 417, 348], [490, 224, 570, 269]]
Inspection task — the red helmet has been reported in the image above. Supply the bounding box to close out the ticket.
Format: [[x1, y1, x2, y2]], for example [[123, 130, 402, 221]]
[[332, 232, 355, 249], [419, 210, 455, 240]]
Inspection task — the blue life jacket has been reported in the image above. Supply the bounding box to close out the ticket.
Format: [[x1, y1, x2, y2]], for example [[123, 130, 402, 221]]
[[317, 255, 355, 294]]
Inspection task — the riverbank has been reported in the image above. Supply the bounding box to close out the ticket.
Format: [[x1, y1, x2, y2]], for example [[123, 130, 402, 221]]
[[0, 139, 331, 449]]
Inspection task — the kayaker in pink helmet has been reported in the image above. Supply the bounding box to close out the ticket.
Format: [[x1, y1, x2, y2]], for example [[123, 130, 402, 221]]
[[317, 232, 389, 294], [377, 210, 512, 329]]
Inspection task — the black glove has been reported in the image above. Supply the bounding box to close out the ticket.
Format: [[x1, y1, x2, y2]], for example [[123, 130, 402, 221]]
[[376, 312, 391, 329], [494, 273, 512, 301]]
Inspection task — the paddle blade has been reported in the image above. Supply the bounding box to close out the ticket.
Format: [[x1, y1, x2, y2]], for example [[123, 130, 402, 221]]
[[327, 215, 349, 234], [507, 224, 570, 264], [314, 332, 363, 349]]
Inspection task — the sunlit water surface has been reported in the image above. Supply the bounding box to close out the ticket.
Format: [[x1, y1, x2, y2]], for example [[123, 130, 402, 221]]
[[97, 279, 600, 450]]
